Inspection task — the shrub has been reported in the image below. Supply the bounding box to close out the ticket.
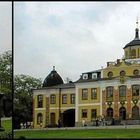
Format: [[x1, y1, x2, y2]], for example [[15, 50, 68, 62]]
[[0, 131, 12, 139]]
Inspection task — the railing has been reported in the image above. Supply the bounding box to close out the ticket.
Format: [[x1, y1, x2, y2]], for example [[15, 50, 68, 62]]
[[119, 96, 126, 101], [132, 95, 139, 100], [106, 97, 113, 102]]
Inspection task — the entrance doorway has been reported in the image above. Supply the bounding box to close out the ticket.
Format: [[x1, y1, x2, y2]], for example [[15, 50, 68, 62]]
[[119, 107, 126, 120], [106, 108, 113, 118], [50, 113, 56, 125], [62, 109, 75, 127]]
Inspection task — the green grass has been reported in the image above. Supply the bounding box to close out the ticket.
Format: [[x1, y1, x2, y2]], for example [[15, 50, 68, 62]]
[[14, 129, 140, 139], [0, 118, 12, 138], [1, 119, 12, 132]]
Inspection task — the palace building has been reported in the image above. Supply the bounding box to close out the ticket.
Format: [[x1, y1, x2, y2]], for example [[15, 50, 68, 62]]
[[33, 22, 140, 128]]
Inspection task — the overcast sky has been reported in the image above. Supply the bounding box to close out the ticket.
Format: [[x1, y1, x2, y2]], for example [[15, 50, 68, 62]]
[[14, 2, 140, 83], [0, 2, 12, 55]]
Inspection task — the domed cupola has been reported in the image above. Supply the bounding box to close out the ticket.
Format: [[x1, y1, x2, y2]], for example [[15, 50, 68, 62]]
[[43, 66, 64, 87], [123, 18, 140, 60]]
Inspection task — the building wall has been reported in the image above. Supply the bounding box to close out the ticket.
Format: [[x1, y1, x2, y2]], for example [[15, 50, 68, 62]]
[[33, 60, 140, 128], [33, 88, 75, 128], [103, 60, 140, 78], [101, 79, 140, 120], [78, 105, 100, 123], [78, 87, 100, 104], [33, 93, 47, 128], [124, 45, 140, 59]]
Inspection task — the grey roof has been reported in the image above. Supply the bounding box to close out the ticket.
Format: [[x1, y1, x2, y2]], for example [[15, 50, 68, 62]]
[[48, 82, 75, 89], [82, 69, 102, 74], [42, 69, 64, 87], [74, 77, 111, 83], [123, 39, 140, 49], [75, 75, 140, 83], [123, 28, 140, 49], [33, 82, 75, 90]]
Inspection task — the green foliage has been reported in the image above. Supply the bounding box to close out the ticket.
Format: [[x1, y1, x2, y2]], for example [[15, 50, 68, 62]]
[[0, 50, 12, 94], [14, 74, 42, 129], [0, 50, 12, 117], [0, 131, 12, 139]]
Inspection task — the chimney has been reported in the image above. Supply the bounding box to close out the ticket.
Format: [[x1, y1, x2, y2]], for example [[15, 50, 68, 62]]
[[117, 59, 120, 64], [107, 62, 110, 67]]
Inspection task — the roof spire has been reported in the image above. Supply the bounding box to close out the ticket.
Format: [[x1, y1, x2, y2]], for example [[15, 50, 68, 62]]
[[135, 16, 139, 40], [53, 66, 55, 71]]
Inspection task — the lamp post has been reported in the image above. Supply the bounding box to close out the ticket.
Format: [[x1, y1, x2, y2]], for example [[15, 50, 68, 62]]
[[0, 92, 4, 128]]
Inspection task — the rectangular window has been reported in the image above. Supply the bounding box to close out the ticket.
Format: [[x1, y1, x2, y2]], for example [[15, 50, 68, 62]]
[[91, 88, 97, 99], [132, 85, 139, 96], [62, 94, 67, 104], [106, 86, 113, 98], [119, 86, 126, 97], [91, 109, 97, 119], [82, 109, 87, 118], [70, 94, 75, 104], [50, 94, 56, 104], [82, 89, 88, 100], [38, 95, 43, 108]]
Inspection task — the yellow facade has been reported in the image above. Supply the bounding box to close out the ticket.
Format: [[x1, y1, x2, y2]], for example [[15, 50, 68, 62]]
[[78, 105, 100, 122], [33, 89, 76, 128], [103, 60, 140, 78], [124, 47, 140, 59], [78, 87, 100, 104], [33, 94, 46, 128]]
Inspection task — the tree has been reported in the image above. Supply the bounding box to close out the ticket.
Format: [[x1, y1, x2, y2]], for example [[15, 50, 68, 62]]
[[0, 50, 12, 117], [14, 74, 42, 129]]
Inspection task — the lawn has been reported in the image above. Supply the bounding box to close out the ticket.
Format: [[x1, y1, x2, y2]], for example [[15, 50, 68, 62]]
[[14, 129, 140, 139]]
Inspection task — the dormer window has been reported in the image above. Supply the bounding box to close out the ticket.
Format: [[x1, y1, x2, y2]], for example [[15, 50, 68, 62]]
[[83, 74, 88, 80], [92, 73, 97, 79]]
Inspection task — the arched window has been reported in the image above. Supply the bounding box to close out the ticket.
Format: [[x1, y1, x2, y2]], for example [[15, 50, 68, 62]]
[[37, 95, 43, 108], [108, 71, 113, 79], [120, 71, 126, 76], [119, 107, 126, 120], [37, 113, 43, 125], [132, 85, 139, 96], [133, 69, 139, 76], [131, 49, 136, 58], [106, 108, 113, 118], [132, 106, 139, 119], [106, 86, 113, 98], [119, 86, 126, 97]]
